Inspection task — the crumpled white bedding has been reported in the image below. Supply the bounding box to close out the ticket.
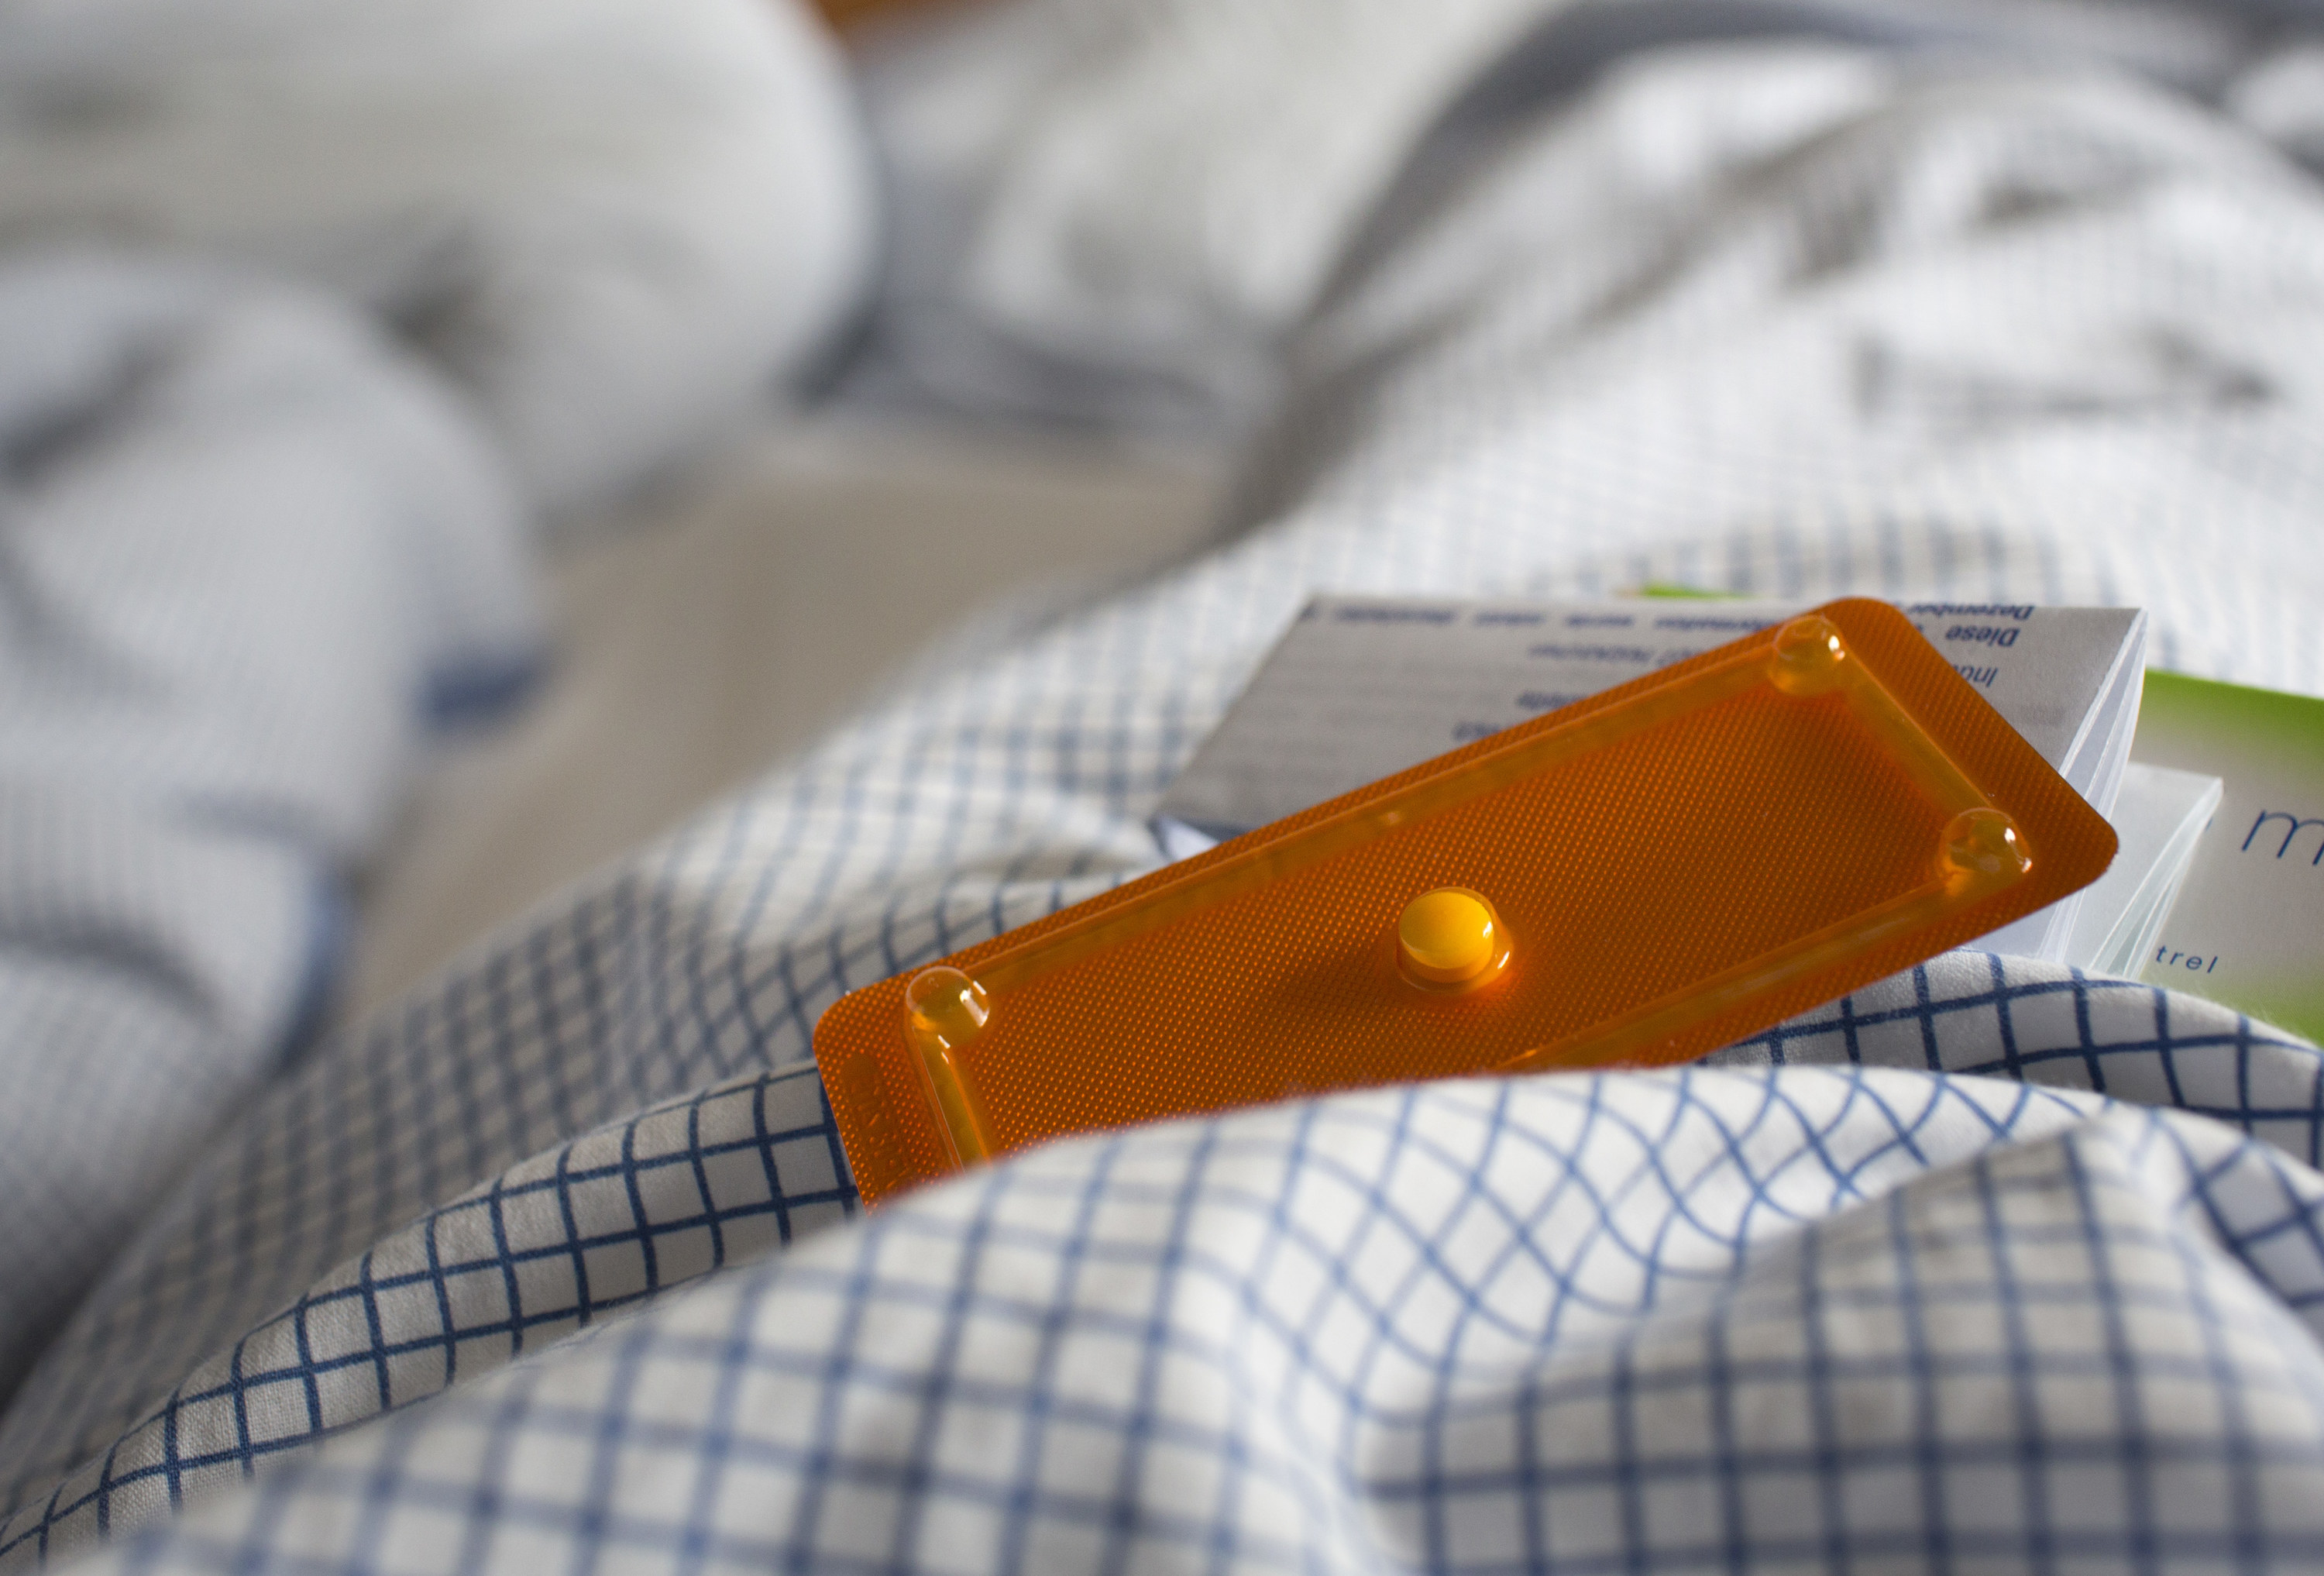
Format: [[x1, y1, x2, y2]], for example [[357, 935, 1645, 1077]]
[[0, 255, 538, 1399], [0, 0, 875, 518], [845, 0, 2286, 434], [2, 3, 2324, 1571], [0, 0, 876, 1431], [851, 0, 1566, 428]]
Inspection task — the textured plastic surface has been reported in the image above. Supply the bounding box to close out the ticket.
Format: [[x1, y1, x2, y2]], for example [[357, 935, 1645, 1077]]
[[820, 600, 2117, 1205]]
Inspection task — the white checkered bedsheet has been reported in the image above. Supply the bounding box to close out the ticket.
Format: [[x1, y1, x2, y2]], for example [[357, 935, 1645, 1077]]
[[15, 7, 2324, 1570]]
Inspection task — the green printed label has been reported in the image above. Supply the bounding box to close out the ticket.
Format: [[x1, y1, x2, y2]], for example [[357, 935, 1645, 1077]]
[[2133, 670, 2324, 1044]]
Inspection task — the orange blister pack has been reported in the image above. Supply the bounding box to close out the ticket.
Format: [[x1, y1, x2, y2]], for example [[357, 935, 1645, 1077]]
[[818, 599, 2117, 1205]]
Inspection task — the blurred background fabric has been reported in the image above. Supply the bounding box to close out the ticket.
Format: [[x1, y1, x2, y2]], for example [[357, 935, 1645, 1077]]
[[0, 0, 878, 520], [0, 253, 537, 1399], [0, 0, 885, 1406]]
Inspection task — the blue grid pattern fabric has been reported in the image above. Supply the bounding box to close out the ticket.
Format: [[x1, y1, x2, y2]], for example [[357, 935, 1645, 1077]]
[[1711, 951, 2324, 1165], [10, 18, 2324, 1572], [57, 1065, 2324, 1572], [0, 1067, 850, 1568], [4, 951, 2317, 1570]]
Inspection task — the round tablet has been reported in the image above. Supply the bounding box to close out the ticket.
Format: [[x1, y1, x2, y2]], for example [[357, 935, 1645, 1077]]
[[1397, 888, 1500, 986]]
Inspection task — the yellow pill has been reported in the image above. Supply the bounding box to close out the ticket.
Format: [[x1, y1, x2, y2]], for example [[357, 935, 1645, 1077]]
[[1397, 888, 1501, 986]]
